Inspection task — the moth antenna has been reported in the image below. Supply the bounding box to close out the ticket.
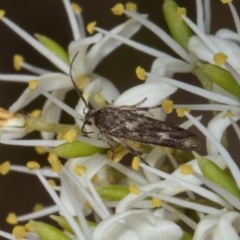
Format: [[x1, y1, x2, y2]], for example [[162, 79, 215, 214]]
[[69, 51, 89, 108]]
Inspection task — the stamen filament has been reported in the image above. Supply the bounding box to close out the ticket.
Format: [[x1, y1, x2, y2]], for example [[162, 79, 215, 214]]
[[0, 74, 37, 82], [185, 112, 240, 188], [1, 17, 69, 73], [123, 10, 191, 63], [35, 169, 86, 240], [62, 0, 81, 40]]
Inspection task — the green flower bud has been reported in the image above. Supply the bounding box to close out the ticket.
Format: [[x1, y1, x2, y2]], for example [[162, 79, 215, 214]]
[[163, 0, 193, 50], [35, 33, 69, 64], [30, 220, 71, 240], [199, 64, 240, 98], [193, 152, 240, 199], [50, 215, 96, 234], [96, 184, 130, 201], [52, 140, 106, 158]]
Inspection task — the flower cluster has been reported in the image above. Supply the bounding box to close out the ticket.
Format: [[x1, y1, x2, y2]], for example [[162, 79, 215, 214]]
[[0, 0, 240, 239]]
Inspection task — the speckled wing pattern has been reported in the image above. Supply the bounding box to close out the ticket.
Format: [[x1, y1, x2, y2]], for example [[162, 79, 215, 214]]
[[94, 107, 200, 150]]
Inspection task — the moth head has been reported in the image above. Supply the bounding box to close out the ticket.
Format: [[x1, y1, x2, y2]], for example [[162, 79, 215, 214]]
[[84, 109, 96, 125]]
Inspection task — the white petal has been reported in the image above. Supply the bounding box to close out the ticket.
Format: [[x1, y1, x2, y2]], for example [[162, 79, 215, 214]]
[[41, 89, 67, 140], [147, 57, 192, 79], [68, 33, 103, 77], [88, 18, 143, 73], [9, 73, 72, 113], [215, 29, 240, 43], [91, 73, 120, 104], [113, 82, 177, 107], [207, 111, 240, 155], [188, 35, 240, 74]]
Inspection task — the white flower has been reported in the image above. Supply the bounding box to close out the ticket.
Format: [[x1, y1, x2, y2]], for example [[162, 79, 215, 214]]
[[193, 212, 240, 240]]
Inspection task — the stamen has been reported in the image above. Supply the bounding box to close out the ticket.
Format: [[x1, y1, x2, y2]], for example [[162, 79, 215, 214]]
[[87, 21, 96, 35], [12, 226, 26, 239], [180, 164, 194, 175], [162, 99, 173, 114], [123, 9, 191, 63], [62, 0, 81, 40], [17, 205, 58, 222], [132, 156, 140, 170], [74, 165, 87, 176], [28, 80, 39, 91], [176, 107, 190, 117], [213, 52, 228, 65], [0, 161, 10, 175], [129, 184, 140, 195], [31, 109, 42, 118], [151, 197, 162, 207], [0, 74, 37, 83], [48, 153, 62, 172], [135, 66, 146, 80], [33, 203, 44, 212], [6, 213, 18, 225], [27, 161, 41, 170], [35, 169, 86, 240], [177, 7, 187, 21], [228, 2, 240, 39], [185, 112, 240, 188], [111, 3, 124, 15], [125, 2, 137, 12], [195, 0, 205, 32], [13, 55, 24, 70], [146, 73, 240, 107], [0, 15, 69, 73]]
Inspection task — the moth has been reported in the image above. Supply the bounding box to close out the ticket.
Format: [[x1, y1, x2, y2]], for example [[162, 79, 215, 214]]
[[70, 54, 201, 156]]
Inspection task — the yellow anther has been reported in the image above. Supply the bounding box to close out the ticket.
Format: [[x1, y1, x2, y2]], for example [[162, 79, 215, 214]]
[[13, 55, 24, 71], [47, 179, 57, 187], [161, 99, 173, 114], [74, 165, 87, 176], [151, 197, 162, 207], [91, 174, 98, 182], [213, 52, 228, 65], [136, 66, 146, 80], [48, 153, 62, 172], [33, 203, 44, 212], [6, 212, 18, 225], [75, 75, 91, 91], [177, 7, 187, 21], [25, 222, 35, 232], [12, 225, 26, 239], [71, 3, 83, 13], [223, 110, 235, 118], [132, 156, 140, 170], [176, 108, 190, 117], [86, 201, 92, 209], [111, 3, 124, 15], [29, 80, 39, 91], [125, 2, 137, 12], [0, 10, 6, 19], [0, 108, 14, 120], [35, 146, 46, 155], [0, 161, 10, 175], [31, 109, 41, 118], [92, 93, 107, 108], [129, 184, 140, 195], [63, 129, 77, 143], [86, 21, 96, 35], [221, 0, 232, 3], [180, 164, 194, 175], [27, 161, 40, 170], [48, 152, 58, 163]]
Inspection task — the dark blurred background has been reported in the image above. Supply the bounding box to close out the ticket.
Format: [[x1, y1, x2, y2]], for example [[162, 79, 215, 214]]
[[0, 0, 239, 235]]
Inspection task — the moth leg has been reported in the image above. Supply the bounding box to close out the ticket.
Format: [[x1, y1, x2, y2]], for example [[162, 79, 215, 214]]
[[118, 139, 149, 165], [99, 132, 115, 156]]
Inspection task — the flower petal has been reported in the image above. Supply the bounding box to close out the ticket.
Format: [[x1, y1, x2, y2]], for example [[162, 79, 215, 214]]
[[88, 18, 143, 73], [9, 73, 72, 113], [113, 82, 177, 107], [41, 89, 67, 139]]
